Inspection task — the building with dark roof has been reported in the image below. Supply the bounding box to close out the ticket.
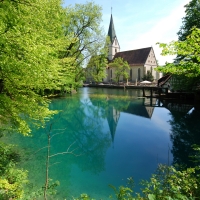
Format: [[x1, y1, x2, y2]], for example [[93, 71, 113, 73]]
[[105, 14, 161, 83], [107, 14, 120, 61]]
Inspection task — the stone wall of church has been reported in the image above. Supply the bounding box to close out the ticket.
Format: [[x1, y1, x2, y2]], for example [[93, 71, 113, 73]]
[[127, 66, 144, 83]]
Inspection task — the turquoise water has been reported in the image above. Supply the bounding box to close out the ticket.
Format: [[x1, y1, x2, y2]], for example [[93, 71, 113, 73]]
[[6, 87, 200, 199]]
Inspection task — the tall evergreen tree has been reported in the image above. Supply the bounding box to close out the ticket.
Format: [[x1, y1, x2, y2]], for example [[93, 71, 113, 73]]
[[178, 0, 200, 41]]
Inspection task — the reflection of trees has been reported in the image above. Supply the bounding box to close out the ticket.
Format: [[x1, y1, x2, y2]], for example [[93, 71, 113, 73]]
[[3, 96, 111, 198], [89, 96, 131, 142], [169, 108, 200, 168], [48, 96, 111, 174], [89, 92, 155, 143]]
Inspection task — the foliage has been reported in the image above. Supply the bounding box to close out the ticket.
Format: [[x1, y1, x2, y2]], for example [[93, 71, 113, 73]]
[[142, 71, 154, 82], [141, 164, 200, 200], [0, 0, 75, 135], [86, 54, 107, 83], [86, 41, 109, 83], [73, 193, 95, 200], [156, 28, 200, 90], [0, 142, 28, 199], [109, 184, 134, 200], [157, 0, 200, 89], [175, 0, 200, 85], [177, 0, 200, 41], [109, 57, 130, 84], [63, 2, 106, 87], [72, 163, 200, 200]]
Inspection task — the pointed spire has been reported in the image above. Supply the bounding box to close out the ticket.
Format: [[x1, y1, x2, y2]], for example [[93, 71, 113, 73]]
[[108, 14, 116, 44]]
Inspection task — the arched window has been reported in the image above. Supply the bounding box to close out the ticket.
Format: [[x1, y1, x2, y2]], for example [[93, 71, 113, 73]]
[[110, 69, 112, 78], [138, 68, 141, 81], [130, 69, 132, 81]]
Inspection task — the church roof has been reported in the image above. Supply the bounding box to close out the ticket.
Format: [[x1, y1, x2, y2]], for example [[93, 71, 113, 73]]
[[113, 47, 152, 65], [121, 100, 151, 119], [108, 14, 117, 44]]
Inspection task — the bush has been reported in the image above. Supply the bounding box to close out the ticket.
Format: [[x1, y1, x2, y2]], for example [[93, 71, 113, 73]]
[[0, 142, 28, 199]]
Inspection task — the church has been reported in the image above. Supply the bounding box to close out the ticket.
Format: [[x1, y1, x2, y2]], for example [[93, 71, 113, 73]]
[[104, 14, 161, 83]]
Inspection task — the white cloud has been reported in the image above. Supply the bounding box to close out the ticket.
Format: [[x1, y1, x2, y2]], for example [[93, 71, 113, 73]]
[[65, 0, 190, 65], [119, 0, 189, 65]]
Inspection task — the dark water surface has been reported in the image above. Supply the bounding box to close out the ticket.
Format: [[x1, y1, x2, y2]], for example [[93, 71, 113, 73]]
[[5, 87, 200, 199]]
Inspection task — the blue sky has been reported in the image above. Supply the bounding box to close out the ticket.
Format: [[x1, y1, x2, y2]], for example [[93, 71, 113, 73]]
[[63, 0, 190, 65]]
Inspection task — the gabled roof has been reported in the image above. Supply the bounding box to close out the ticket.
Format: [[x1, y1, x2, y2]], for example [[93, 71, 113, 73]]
[[108, 14, 117, 44], [113, 47, 152, 65]]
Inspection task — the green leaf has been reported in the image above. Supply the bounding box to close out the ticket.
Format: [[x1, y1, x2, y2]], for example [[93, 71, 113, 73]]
[[148, 194, 156, 200]]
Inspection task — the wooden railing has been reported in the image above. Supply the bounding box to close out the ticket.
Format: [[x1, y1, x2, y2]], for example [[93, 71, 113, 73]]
[[157, 74, 171, 87]]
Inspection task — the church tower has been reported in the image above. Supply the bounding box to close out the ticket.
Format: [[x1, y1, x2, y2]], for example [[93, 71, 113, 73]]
[[108, 14, 120, 61]]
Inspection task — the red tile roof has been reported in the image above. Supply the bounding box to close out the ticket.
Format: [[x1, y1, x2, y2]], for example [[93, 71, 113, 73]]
[[113, 47, 152, 65]]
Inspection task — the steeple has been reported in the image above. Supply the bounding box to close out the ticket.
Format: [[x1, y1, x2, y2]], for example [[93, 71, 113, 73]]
[[107, 13, 120, 61], [108, 14, 117, 44]]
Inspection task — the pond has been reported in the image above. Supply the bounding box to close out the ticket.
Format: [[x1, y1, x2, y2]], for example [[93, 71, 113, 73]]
[[5, 87, 200, 199]]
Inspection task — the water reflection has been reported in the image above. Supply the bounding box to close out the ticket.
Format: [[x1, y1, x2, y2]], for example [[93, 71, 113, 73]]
[[88, 89, 158, 143], [3, 88, 176, 199], [168, 107, 200, 168], [145, 97, 200, 169], [49, 97, 111, 174]]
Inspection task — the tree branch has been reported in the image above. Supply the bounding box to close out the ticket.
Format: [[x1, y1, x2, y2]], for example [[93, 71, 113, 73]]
[[49, 141, 83, 158]]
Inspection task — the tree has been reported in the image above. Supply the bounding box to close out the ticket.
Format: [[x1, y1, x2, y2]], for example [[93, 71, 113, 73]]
[[142, 70, 154, 82], [178, 0, 200, 41], [108, 57, 130, 84], [62, 2, 106, 87], [86, 54, 107, 83], [156, 28, 200, 90], [0, 142, 28, 199], [86, 40, 109, 83], [0, 0, 74, 134]]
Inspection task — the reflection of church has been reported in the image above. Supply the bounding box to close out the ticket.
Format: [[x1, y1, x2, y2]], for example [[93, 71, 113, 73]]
[[122, 98, 156, 119], [106, 98, 156, 142], [107, 106, 120, 142]]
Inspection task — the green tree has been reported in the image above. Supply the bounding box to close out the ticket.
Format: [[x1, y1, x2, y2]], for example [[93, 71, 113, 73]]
[[156, 28, 200, 91], [109, 57, 130, 84], [86, 42, 109, 83], [142, 70, 154, 82], [62, 2, 106, 88], [0, 0, 74, 135], [0, 142, 28, 199], [178, 0, 200, 41], [86, 54, 107, 83]]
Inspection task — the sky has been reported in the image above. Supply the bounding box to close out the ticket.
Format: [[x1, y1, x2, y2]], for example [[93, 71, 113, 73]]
[[63, 0, 191, 65]]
